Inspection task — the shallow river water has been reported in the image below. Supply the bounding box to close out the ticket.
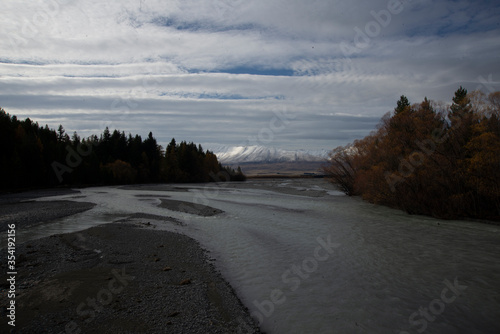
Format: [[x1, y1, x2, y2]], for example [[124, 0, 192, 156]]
[[12, 179, 500, 333]]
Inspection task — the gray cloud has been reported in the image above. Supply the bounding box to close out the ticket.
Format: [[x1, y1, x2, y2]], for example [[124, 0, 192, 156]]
[[1, 0, 499, 152]]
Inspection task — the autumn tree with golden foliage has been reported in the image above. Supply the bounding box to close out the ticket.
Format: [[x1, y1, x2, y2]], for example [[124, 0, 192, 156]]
[[324, 88, 500, 221]]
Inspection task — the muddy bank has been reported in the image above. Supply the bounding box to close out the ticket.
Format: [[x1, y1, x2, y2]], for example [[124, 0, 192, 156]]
[[0, 221, 261, 333]]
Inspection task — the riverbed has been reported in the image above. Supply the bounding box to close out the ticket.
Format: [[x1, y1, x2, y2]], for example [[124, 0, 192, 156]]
[[5, 179, 500, 334]]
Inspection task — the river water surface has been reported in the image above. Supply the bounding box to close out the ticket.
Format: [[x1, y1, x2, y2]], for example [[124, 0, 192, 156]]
[[12, 179, 500, 333]]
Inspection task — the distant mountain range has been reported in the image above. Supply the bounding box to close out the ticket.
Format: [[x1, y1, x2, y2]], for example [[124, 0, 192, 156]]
[[213, 145, 329, 164]]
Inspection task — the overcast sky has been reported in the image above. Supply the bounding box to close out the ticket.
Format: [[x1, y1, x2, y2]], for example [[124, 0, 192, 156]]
[[1, 0, 499, 151]]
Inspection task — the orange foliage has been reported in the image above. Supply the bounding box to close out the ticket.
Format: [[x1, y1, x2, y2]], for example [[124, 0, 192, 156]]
[[325, 89, 500, 220]]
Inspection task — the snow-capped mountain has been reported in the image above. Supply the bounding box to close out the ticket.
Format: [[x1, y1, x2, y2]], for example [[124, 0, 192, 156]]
[[213, 145, 329, 163]]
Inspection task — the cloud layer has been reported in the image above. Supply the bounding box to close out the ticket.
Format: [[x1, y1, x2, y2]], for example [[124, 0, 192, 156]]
[[1, 0, 499, 150]]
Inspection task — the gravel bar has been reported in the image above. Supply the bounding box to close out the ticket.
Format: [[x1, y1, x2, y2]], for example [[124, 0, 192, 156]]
[[158, 199, 224, 217], [0, 222, 262, 333]]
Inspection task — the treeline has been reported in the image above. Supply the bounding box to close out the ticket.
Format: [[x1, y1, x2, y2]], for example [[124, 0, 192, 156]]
[[0, 108, 245, 190], [324, 87, 500, 221]]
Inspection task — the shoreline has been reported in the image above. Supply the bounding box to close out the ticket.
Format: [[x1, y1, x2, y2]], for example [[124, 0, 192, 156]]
[[0, 222, 262, 333], [0, 191, 263, 333]]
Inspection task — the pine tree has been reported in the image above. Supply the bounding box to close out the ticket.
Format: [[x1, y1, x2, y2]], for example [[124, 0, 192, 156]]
[[395, 95, 410, 114], [57, 125, 66, 142], [449, 86, 471, 123]]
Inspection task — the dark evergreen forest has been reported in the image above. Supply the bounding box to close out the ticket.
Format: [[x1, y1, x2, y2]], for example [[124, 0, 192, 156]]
[[0, 109, 245, 191]]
